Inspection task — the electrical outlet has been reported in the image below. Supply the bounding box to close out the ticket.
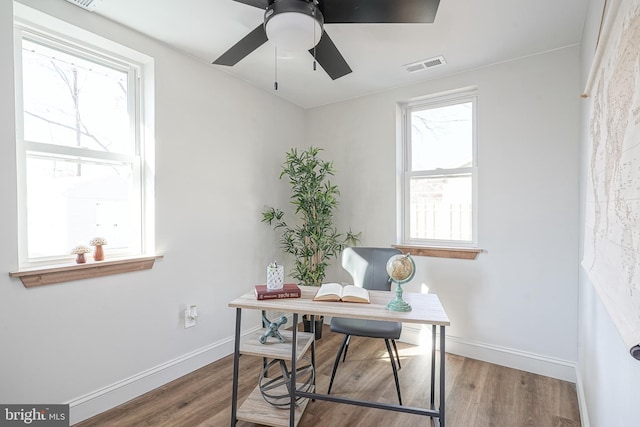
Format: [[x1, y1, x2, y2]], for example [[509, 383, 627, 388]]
[[184, 305, 197, 329]]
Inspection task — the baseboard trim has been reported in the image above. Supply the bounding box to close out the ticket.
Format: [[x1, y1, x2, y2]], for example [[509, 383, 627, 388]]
[[400, 325, 577, 383], [67, 325, 262, 425], [574, 366, 591, 427]]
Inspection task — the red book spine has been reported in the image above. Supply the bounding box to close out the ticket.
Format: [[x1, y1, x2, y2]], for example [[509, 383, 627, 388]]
[[254, 284, 301, 300], [256, 290, 301, 300]]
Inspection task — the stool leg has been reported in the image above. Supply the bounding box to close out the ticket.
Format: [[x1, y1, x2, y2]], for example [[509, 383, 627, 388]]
[[391, 339, 401, 369], [342, 335, 352, 362], [328, 334, 350, 395], [385, 339, 402, 405]]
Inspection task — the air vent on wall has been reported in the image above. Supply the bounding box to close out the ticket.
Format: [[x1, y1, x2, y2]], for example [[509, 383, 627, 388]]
[[64, 0, 102, 11], [404, 56, 446, 73]]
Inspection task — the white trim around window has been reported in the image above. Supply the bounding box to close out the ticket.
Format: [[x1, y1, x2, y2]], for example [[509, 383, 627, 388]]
[[13, 12, 155, 269], [400, 88, 479, 249]]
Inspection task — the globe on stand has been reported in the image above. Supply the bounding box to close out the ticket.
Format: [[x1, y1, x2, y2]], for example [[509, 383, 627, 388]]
[[386, 253, 416, 312]]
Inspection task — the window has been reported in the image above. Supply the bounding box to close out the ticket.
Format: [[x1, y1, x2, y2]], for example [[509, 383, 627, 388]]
[[401, 90, 477, 247], [14, 25, 152, 266]]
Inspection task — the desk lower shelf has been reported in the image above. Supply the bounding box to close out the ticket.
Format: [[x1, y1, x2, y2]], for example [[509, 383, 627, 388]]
[[237, 383, 312, 427], [240, 330, 314, 362]]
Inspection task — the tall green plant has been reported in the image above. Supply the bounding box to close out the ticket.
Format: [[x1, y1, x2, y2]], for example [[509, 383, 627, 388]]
[[262, 147, 360, 286]]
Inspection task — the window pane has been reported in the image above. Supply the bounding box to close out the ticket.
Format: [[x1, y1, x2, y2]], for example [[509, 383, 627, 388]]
[[21, 39, 132, 154], [410, 102, 472, 171], [409, 174, 472, 241], [26, 156, 139, 259]]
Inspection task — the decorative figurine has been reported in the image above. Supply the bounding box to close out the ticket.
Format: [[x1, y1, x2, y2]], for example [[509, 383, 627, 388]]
[[89, 237, 107, 261], [258, 313, 288, 344], [71, 245, 92, 264]]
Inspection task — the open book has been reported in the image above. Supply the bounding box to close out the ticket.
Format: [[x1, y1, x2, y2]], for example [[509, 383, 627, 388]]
[[313, 283, 370, 304]]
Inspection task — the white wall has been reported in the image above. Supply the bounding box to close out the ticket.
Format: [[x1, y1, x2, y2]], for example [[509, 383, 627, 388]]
[[1, 0, 303, 423], [306, 47, 581, 380], [577, 1, 640, 426]]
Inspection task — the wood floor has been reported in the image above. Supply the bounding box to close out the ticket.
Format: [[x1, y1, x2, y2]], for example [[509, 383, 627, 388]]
[[77, 326, 581, 427]]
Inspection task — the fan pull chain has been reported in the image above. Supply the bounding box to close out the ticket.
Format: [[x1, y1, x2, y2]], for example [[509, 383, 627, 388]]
[[274, 46, 278, 90], [312, 14, 317, 71]]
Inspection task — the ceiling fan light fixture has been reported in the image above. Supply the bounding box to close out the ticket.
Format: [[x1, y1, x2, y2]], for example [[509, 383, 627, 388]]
[[264, 0, 323, 51]]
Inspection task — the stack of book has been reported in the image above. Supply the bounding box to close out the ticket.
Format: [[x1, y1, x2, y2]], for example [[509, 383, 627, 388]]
[[254, 283, 301, 300]]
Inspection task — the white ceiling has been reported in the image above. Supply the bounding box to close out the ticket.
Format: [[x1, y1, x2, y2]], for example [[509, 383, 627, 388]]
[[90, 0, 588, 109]]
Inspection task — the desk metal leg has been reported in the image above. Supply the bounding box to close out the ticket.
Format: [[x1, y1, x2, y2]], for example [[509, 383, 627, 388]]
[[431, 324, 436, 410], [230, 308, 241, 426], [310, 315, 316, 401], [261, 310, 268, 373], [290, 313, 298, 427], [440, 325, 446, 427]]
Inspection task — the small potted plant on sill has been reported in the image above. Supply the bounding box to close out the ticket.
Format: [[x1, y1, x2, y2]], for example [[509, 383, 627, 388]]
[[262, 146, 360, 339]]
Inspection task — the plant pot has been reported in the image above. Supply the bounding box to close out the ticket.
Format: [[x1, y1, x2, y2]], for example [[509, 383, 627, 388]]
[[302, 315, 323, 340]]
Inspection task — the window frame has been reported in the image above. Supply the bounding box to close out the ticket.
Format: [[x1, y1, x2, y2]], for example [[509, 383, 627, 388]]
[[400, 89, 479, 248], [14, 21, 152, 268]]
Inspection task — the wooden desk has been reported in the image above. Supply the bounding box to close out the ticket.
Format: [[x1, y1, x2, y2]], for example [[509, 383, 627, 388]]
[[228, 286, 450, 427]]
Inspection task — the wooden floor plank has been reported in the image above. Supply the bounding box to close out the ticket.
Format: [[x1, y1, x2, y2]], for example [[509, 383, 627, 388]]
[[76, 326, 581, 427]]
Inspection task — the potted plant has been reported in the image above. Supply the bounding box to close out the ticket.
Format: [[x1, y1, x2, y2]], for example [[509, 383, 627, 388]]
[[262, 146, 360, 338]]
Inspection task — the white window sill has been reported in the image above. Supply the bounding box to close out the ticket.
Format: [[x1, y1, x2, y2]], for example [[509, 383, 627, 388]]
[[9, 255, 164, 288], [392, 245, 482, 260]]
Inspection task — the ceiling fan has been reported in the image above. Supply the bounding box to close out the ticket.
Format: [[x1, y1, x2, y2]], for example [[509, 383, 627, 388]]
[[213, 0, 441, 80]]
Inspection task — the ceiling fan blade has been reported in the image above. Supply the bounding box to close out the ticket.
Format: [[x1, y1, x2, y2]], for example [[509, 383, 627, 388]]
[[213, 24, 268, 66], [320, 0, 440, 24], [310, 32, 352, 80], [232, 0, 268, 9]]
